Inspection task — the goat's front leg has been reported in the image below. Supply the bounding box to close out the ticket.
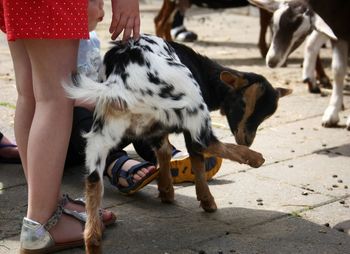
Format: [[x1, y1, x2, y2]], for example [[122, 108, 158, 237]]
[[155, 136, 174, 203], [205, 141, 265, 168], [302, 30, 328, 93], [258, 8, 272, 58], [154, 0, 176, 40], [322, 40, 348, 127], [190, 153, 217, 212]]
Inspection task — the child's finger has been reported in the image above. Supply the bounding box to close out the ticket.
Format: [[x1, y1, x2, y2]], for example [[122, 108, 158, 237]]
[[122, 18, 133, 42], [109, 13, 120, 34], [111, 15, 128, 40], [132, 17, 141, 40]]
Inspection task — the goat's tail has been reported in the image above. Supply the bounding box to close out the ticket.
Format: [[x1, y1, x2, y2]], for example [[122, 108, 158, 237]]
[[64, 73, 106, 104], [64, 73, 128, 110]]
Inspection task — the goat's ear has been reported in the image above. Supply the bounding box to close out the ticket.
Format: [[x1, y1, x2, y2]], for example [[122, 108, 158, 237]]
[[276, 87, 293, 98], [248, 0, 281, 12], [312, 13, 337, 40], [220, 71, 247, 90]]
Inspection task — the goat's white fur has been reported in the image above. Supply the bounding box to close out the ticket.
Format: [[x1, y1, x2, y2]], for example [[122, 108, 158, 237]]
[[302, 30, 328, 89]]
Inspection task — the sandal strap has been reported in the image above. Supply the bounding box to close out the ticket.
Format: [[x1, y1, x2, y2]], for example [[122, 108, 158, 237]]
[[108, 155, 155, 188], [120, 161, 153, 186], [109, 155, 132, 186], [44, 197, 68, 231], [61, 194, 103, 222]]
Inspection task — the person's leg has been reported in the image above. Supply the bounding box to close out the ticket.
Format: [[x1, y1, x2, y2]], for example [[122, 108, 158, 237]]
[[16, 39, 85, 243], [171, 0, 197, 42], [23, 39, 76, 223], [8, 40, 34, 171]]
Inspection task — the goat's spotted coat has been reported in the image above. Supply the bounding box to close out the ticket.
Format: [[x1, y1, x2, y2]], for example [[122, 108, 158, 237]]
[[67, 34, 213, 180]]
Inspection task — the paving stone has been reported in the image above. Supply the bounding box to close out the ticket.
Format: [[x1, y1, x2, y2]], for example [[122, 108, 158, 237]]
[[195, 216, 350, 254], [254, 153, 350, 197], [174, 171, 330, 227], [301, 197, 350, 235]]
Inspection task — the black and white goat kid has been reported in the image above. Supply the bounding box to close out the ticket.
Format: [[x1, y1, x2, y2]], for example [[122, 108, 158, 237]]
[[249, 0, 350, 129], [65, 34, 291, 253]]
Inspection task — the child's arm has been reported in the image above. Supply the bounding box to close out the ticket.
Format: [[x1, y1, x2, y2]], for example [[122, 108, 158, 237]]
[[110, 0, 140, 41]]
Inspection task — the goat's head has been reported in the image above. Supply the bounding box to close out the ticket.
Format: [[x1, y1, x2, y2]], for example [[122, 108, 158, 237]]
[[249, 0, 337, 68], [219, 70, 292, 147]]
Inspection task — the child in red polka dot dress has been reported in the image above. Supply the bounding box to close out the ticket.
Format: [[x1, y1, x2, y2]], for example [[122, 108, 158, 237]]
[[0, 0, 141, 253], [0, 0, 89, 41]]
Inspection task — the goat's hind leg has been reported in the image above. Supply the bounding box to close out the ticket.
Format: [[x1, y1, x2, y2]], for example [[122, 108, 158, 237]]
[[155, 135, 175, 203], [84, 131, 122, 253]]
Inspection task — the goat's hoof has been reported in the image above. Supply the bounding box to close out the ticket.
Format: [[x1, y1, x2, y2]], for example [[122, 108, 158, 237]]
[[321, 117, 339, 128], [245, 151, 265, 168], [159, 188, 175, 203], [319, 79, 332, 89], [85, 241, 102, 254], [200, 200, 217, 213], [309, 86, 321, 94]]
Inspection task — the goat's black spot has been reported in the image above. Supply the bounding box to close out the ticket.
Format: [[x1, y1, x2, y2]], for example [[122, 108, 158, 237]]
[[142, 36, 157, 44], [173, 108, 183, 121], [152, 106, 158, 111], [159, 85, 185, 100], [159, 85, 174, 98], [87, 170, 100, 183], [163, 45, 172, 56], [186, 107, 198, 116], [147, 72, 161, 85], [147, 89, 154, 96], [199, 104, 205, 110], [120, 72, 129, 83], [167, 61, 183, 67], [141, 45, 153, 53], [103, 46, 145, 78]]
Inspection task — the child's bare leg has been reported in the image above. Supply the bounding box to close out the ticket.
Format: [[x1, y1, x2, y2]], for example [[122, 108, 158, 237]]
[[8, 40, 34, 176], [15, 39, 84, 242]]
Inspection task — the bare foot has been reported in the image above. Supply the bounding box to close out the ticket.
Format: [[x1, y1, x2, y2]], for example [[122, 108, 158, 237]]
[[49, 213, 85, 244], [63, 196, 115, 224], [106, 157, 156, 187]]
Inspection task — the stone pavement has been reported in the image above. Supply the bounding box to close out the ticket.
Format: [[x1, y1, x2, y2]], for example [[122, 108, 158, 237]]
[[0, 1, 349, 253]]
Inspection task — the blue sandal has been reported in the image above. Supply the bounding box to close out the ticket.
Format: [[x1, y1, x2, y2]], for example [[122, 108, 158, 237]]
[[106, 155, 159, 195]]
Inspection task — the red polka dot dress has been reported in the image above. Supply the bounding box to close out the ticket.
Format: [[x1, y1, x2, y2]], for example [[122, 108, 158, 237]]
[[0, 0, 89, 41]]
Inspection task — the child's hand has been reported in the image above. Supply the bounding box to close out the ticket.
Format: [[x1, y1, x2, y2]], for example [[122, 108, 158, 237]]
[[110, 0, 140, 41]]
